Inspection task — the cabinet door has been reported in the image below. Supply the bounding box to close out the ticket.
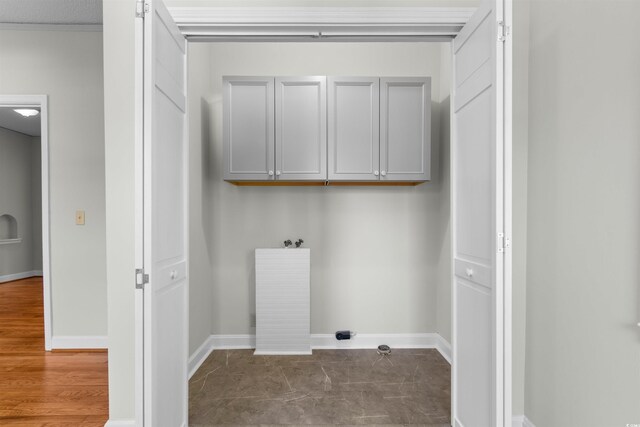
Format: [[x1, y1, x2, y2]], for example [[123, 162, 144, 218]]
[[380, 77, 431, 182], [328, 77, 380, 181], [275, 76, 327, 181], [223, 76, 275, 181]]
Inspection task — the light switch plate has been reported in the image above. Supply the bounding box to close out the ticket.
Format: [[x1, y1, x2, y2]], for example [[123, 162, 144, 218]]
[[76, 210, 85, 225]]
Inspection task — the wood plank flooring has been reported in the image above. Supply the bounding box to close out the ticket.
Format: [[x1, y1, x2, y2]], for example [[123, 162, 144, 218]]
[[0, 277, 109, 426]]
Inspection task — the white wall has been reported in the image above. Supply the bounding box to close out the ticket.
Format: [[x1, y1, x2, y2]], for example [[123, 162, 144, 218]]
[[0, 127, 39, 277], [188, 43, 215, 356], [435, 43, 452, 344], [103, 0, 137, 420], [0, 29, 107, 337], [525, 0, 640, 425], [31, 136, 43, 271], [187, 42, 451, 353], [512, 0, 530, 417]]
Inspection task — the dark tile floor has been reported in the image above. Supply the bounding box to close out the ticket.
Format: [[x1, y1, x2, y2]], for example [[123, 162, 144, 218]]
[[189, 348, 450, 426]]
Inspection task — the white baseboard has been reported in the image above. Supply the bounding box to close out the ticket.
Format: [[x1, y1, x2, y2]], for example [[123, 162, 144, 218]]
[[312, 332, 448, 352], [210, 333, 255, 349], [0, 270, 43, 283], [104, 420, 135, 427], [189, 333, 452, 378], [51, 335, 108, 349], [434, 334, 452, 364], [188, 335, 215, 379], [513, 415, 536, 427]]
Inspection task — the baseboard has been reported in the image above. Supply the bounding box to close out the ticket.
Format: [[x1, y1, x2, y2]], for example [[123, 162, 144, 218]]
[[513, 415, 536, 427], [188, 335, 215, 379], [0, 270, 42, 283], [189, 333, 452, 377], [51, 335, 108, 349], [434, 334, 452, 364], [312, 332, 449, 354], [104, 420, 135, 427], [210, 334, 256, 349]]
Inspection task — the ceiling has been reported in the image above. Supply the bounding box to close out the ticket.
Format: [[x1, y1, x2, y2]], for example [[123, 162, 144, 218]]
[[0, 0, 102, 25], [0, 108, 41, 137]]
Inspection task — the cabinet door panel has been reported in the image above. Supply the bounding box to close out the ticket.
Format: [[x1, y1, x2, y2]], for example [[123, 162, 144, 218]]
[[275, 77, 326, 181], [223, 77, 275, 181], [380, 78, 431, 181], [328, 77, 380, 181]]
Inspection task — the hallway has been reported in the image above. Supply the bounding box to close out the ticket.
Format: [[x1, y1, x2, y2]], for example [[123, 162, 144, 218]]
[[0, 277, 108, 425]]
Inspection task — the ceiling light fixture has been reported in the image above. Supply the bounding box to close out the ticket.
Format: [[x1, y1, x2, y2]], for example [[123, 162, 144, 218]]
[[14, 109, 39, 117]]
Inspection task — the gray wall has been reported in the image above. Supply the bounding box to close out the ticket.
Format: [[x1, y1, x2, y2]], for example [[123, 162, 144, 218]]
[[0, 127, 41, 277], [0, 29, 107, 337], [512, 0, 530, 417], [104, 0, 137, 420], [31, 136, 43, 271], [524, 0, 640, 425], [187, 42, 452, 354]]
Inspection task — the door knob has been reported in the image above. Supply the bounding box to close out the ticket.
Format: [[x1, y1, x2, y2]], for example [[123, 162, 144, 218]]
[[465, 268, 474, 278], [374, 170, 379, 176], [170, 270, 177, 280], [268, 170, 274, 176], [276, 170, 281, 176], [381, 170, 387, 176]]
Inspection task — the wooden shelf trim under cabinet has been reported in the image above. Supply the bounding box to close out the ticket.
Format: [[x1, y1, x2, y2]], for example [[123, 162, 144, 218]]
[[227, 180, 426, 186]]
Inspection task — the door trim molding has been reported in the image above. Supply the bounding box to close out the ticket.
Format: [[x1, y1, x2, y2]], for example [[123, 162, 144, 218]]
[[168, 7, 475, 41], [0, 95, 51, 351]]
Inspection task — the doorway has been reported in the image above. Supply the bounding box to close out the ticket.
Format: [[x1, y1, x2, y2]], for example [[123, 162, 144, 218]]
[[133, 1, 513, 426], [0, 95, 52, 350]]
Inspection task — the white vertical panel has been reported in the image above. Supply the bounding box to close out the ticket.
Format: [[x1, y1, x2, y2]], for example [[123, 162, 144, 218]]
[[255, 248, 311, 355], [143, 1, 188, 426], [452, 0, 508, 425]]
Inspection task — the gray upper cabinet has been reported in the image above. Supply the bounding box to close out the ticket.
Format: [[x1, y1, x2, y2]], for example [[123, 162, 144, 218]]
[[275, 77, 327, 181], [380, 77, 431, 182], [223, 76, 275, 181], [328, 77, 380, 181], [223, 75, 431, 185]]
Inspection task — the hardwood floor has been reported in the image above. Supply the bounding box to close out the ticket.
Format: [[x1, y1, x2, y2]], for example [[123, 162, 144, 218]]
[[0, 277, 109, 426]]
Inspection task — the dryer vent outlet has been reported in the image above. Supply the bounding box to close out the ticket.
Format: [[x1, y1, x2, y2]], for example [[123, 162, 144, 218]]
[[335, 330, 351, 340]]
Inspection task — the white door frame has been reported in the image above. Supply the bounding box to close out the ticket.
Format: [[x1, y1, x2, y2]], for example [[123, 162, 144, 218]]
[[135, 4, 513, 425], [0, 94, 52, 351]]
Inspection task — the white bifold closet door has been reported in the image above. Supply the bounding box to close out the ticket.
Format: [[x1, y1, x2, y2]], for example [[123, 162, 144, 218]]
[[140, 0, 189, 426], [452, 0, 510, 425]]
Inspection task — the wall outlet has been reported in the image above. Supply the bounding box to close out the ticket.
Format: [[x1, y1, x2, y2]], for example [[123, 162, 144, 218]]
[[75, 210, 85, 225]]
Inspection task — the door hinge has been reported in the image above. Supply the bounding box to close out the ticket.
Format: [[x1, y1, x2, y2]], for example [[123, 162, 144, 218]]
[[498, 232, 511, 253], [135, 268, 149, 289], [498, 21, 510, 42], [136, 1, 149, 18]]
